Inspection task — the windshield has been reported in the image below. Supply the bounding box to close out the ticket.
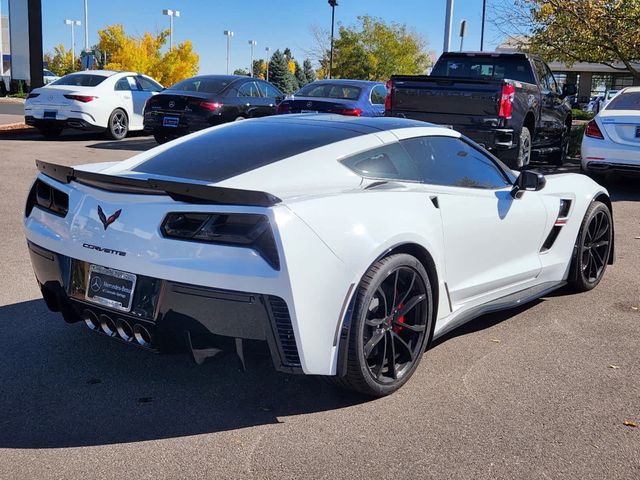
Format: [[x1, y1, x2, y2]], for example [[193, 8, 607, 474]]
[[431, 56, 535, 84], [605, 92, 640, 111], [170, 77, 231, 94], [50, 74, 107, 87], [295, 83, 362, 100]]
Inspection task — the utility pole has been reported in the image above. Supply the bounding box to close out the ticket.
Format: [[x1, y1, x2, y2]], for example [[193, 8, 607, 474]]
[[162, 9, 180, 51], [480, 0, 487, 51], [64, 19, 82, 66], [328, 0, 337, 79], [223, 30, 234, 75], [443, 0, 454, 53], [0, 0, 4, 79], [83, 0, 89, 52], [265, 47, 271, 81], [248, 40, 257, 77]]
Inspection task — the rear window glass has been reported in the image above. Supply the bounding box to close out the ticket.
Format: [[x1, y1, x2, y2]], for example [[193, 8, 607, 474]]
[[132, 119, 363, 183], [605, 91, 640, 110], [431, 56, 535, 84], [296, 83, 362, 100], [50, 74, 107, 87], [169, 77, 231, 94]]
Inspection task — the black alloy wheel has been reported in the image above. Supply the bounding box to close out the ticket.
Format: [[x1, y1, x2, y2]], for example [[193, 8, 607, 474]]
[[107, 108, 129, 140], [332, 253, 433, 396], [569, 201, 612, 292]]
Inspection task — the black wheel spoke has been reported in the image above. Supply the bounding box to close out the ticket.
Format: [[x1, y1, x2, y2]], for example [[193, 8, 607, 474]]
[[391, 331, 415, 362], [397, 270, 416, 307], [391, 270, 400, 307], [376, 287, 389, 317], [397, 294, 426, 317], [364, 330, 385, 358], [386, 331, 397, 380], [393, 320, 426, 333], [365, 316, 386, 327], [374, 334, 387, 380]]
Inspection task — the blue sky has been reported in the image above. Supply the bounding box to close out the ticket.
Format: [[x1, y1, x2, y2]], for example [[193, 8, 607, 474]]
[[5, 0, 506, 74]]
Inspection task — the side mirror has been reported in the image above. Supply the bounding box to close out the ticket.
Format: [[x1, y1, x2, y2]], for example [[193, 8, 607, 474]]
[[275, 95, 284, 104], [511, 170, 546, 198], [562, 84, 577, 97]]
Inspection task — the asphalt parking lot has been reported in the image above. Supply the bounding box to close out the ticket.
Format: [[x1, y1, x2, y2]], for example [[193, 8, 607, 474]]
[[0, 130, 638, 480]]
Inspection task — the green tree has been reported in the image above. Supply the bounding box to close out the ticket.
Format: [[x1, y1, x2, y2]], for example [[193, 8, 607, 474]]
[[233, 68, 249, 76], [303, 59, 316, 84], [294, 60, 307, 88], [331, 16, 431, 80], [492, 0, 640, 81], [44, 44, 78, 76], [268, 49, 297, 94]]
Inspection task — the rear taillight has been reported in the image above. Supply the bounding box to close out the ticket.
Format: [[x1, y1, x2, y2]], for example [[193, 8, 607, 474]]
[[336, 108, 362, 116], [161, 212, 280, 269], [198, 101, 223, 111], [498, 83, 515, 119], [144, 96, 159, 110], [27, 93, 40, 99], [384, 79, 393, 111], [64, 94, 97, 103], [276, 102, 291, 114], [26, 180, 69, 217], [585, 119, 604, 139]]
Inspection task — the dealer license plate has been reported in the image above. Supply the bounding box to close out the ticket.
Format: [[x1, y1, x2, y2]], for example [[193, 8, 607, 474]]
[[163, 116, 179, 127], [635, 126, 640, 138], [300, 109, 318, 114], [85, 264, 137, 312], [44, 110, 57, 119]]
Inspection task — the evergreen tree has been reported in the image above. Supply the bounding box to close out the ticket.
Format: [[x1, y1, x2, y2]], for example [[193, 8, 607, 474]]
[[233, 68, 249, 76], [303, 59, 316, 84], [294, 60, 307, 88], [268, 50, 297, 94], [283, 48, 293, 61]]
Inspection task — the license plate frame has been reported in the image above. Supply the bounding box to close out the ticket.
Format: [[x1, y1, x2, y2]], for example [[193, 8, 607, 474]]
[[43, 110, 57, 120], [635, 126, 640, 138], [85, 264, 137, 312], [162, 116, 180, 128], [300, 109, 318, 114]]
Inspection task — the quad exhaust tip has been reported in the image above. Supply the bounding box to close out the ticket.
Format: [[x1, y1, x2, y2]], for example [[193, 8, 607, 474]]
[[99, 314, 117, 337], [83, 309, 100, 331], [116, 318, 134, 342], [133, 323, 152, 347]]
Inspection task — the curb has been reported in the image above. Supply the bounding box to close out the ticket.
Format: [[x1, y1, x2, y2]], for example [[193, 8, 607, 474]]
[[0, 123, 34, 135]]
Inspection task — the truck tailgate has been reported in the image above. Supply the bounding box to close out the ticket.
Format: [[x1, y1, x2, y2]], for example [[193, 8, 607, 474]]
[[391, 76, 502, 119]]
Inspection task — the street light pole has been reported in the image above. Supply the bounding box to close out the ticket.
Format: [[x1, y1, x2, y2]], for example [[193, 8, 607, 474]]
[[64, 19, 82, 66], [83, 0, 89, 52], [480, 0, 487, 51], [328, 0, 337, 79], [162, 9, 181, 50], [0, 0, 4, 78], [223, 30, 234, 75], [443, 0, 454, 53], [265, 47, 271, 81], [248, 40, 257, 77]]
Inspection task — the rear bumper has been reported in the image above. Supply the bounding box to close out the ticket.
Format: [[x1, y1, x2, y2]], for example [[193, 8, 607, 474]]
[[143, 111, 226, 135], [25, 115, 104, 132], [28, 241, 302, 374], [583, 161, 640, 174]]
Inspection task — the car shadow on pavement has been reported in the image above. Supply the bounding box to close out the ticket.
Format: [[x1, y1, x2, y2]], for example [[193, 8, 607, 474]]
[[0, 299, 367, 449], [86, 137, 157, 152]]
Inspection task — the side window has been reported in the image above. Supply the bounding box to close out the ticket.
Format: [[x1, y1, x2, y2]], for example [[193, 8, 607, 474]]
[[341, 143, 421, 182], [237, 82, 261, 97], [126, 76, 140, 90], [544, 65, 559, 94], [259, 82, 283, 99], [114, 78, 131, 91], [401, 136, 511, 189], [370, 85, 387, 105], [136, 76, 163, 92], [533, 60, 550, 92]]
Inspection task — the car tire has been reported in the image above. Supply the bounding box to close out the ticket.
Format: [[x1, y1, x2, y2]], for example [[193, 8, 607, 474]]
[[568, 201, 612, 292], [329, 253, 434, 397], [106, 109, 129, 140], [38, 126, 63, 138], [504, 126, 531, 170], [550, 123, 570, 167], [234, 116, 246, 122]]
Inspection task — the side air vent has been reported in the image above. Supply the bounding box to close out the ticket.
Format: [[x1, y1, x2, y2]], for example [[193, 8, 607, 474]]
[[267, 296, 301, 367]]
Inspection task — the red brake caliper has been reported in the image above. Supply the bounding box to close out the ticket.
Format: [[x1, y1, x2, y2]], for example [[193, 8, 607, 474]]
[[393, 302, 404, 333]]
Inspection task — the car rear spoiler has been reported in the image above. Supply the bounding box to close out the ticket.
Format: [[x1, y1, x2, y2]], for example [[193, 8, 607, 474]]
[[35, 160, 282, 207]]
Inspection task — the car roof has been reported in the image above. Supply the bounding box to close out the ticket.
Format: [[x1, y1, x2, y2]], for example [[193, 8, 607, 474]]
[[308, 79, 384, 86]]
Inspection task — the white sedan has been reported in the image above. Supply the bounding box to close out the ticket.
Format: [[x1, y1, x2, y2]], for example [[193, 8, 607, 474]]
[[582, 86, 640, 177], [24, 115, 614, 396], [25, 70, 163, 139]]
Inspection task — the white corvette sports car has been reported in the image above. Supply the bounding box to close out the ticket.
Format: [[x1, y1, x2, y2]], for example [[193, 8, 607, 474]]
[[25, 115, 614, 396]]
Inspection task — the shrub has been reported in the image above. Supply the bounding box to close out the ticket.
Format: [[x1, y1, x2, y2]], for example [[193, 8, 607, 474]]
[[569, 124, 585, 157], [572, 109, 594, 121]]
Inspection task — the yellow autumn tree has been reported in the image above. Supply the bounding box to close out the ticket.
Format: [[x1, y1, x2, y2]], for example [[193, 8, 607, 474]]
[[44, 44, 78, 76], [97, 24, 199, 86]]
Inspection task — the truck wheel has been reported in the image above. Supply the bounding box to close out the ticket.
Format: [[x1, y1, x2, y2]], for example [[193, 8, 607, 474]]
[[504, 127, 531, 170]]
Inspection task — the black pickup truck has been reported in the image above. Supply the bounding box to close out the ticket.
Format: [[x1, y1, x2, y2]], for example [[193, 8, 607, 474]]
[[385, 52, 576, 169]]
